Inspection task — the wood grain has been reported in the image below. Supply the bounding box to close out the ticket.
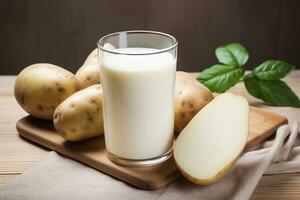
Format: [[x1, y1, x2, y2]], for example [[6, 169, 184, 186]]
[[246, 107, 287, 150], [0, 76, 48, 186], [1, 0, 300, 75], [146, 0, 282, 71], [17, 117, 180, 190], [15, 106, 286, 190], [0, 0, 146, 75], [0, 72, 300, 197], [278, 0, 300, 68]]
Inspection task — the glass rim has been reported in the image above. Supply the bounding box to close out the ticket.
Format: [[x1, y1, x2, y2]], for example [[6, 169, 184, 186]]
[[97, 30, 178, 55]]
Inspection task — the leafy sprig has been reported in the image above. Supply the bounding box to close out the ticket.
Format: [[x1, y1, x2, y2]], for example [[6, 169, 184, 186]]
[[197, 43, 300, 107]]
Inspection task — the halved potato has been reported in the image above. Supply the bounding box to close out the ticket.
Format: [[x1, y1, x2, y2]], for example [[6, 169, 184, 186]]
[[174, 93, 249, 185]]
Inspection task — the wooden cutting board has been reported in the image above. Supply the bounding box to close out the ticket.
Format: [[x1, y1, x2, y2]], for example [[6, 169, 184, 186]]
[[17, 107, 287, 190]]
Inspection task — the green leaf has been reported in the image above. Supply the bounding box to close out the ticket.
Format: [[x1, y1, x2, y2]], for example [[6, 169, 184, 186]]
[[215, 43, 249, 67], [253, 60, 295, 80], [197, 64, 244, 93], [244, 75, 300, 107]]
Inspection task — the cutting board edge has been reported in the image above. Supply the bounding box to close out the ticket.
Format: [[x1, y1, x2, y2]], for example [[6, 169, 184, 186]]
[[245, 117, 288, 150], [16, 105, 287, 190], [16, 117, 180, 190]]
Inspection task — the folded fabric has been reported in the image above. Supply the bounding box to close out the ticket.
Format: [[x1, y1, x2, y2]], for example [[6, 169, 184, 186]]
[[1, 122, 299, 200]]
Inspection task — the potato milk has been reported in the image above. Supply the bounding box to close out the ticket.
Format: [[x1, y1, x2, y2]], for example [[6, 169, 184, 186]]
[[100, 48, 176, 160]]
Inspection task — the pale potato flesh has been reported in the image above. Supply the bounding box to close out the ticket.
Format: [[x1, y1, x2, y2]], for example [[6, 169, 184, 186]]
[[174, 93, 249, 185]]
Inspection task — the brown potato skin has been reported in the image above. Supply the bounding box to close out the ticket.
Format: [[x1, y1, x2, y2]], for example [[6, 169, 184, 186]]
[[53, 84, 104, 142], [14, 63, 79, 120], [75, 48, 100, 89], [174, 71, 214, 133], [83, 48, 98, 65], [75, 63, 100, 89]]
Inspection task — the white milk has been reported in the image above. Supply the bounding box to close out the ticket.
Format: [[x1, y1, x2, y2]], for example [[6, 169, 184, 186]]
[[100, 48, 176, 160]]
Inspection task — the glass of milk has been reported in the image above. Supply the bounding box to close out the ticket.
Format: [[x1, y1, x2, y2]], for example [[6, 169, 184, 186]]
[[97, 30, 177, 166]]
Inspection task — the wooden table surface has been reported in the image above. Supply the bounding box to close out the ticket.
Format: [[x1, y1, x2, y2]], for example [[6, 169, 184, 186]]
[[0, 72, 300, 199]]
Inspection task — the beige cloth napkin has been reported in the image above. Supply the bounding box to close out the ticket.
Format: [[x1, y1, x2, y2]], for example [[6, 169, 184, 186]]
[[0, 105, 300, 200]]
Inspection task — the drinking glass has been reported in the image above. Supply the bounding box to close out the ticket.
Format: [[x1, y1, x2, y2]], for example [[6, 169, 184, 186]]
[[98, 30, 178, 166]]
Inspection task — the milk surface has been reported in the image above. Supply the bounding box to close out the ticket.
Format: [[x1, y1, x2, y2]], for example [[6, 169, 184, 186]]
[[100, 48, 176, 159]]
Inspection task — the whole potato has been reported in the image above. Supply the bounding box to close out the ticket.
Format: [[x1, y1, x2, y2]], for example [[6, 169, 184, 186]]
[[76, 48, 100, 89], [76, 44, 116, 89], [84, 48, 98, 65], [75, 63, 100, 89], [53, 84, 104, 141], [175, 71, 214, 133], [14, 63, 79, 120]]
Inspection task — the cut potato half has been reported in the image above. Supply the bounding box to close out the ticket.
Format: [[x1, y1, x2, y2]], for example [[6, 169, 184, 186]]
[[174, 93, 249, 185]]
